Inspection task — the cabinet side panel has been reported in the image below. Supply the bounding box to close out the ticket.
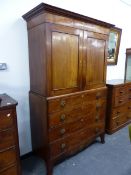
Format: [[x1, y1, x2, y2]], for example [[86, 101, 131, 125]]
[[28, 24, 47, 95], [29, 92, 47, 158], [106, 85, 114, 133]]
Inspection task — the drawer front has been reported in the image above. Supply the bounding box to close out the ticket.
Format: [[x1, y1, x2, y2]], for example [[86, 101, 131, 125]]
[[50, 124, 104, 158], [0, 166, 17, 175], [0, 109, 14, 130], [83, 99, 106, 114], [0, 128, 15, 150], [0, 148, 16, 171], [127, 85, 131, 94], [114, 95, 128, 107], [112, 105, 127, 117], [115, 86, 127, 97], [127, 102, 131, 120], [128, 94, 131, 102], [83, 89, 107, 102], [48, 94, 82, 114], [111, 115, 127, 129], [48, 88, 107, 114], [68, 124, 104, 149], [49, 117, 86, 142], [49, 106, 82, 128]]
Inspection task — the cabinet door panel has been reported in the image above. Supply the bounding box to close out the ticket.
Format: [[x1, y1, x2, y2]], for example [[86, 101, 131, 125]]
[[83, 31, 108, 89], [46, 24, 83, 96]]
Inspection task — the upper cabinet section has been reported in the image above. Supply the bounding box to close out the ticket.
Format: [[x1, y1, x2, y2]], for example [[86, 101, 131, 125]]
[[23, 3, 114, 97], [83, 31, 108, 90], [46, 24, 83, 96]]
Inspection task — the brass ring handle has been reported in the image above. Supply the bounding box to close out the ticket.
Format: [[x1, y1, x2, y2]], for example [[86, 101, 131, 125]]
[[60, 128, 66, 134], [60, 100, 66, 107], [95, 115, 99, 121], [60, 114, 66, 121], [61, 143, 66, 149], [120, 91, 124, 93], [96, 104, 101, 110], [6, 113, 11, 117], [119, 100, 123, 103], [96, 93, 101, 99]]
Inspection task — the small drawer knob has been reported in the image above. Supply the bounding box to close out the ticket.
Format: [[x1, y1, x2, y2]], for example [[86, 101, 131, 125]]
[[60, 114, 66, 121], [81, 118, 84, 122], [61, 143, 66, 149], [6, 113, 11, 117], [60, 100, 66, 107], [60, 128, 66, 135]]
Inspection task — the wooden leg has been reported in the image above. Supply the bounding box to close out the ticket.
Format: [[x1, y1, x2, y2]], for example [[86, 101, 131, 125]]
[[100, 133, 105, 144], [46, 160, 53, 175]]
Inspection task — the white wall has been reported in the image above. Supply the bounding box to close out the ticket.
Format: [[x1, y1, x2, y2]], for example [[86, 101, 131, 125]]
[[0, 0, 131, 155]]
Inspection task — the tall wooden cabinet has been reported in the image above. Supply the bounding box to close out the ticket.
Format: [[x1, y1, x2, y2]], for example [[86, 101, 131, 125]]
[[23, 3, 114, 175]]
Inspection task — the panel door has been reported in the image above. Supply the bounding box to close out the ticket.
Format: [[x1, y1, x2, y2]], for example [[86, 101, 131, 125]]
[[83, 31, 108, 90], [46, 24, 83, 96]]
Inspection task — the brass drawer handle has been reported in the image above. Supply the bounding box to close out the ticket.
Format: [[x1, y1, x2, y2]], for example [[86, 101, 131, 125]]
[[128, 107, 131, 110], [96, 104, 101, 110], [119, 100, 123, 103], [60, 100, 66, 107], [129, 97, 131, 100], [95, 115, 99, 122], [120, 91, 124, 94], [6, 113, 11, 117], [96, 93, 101, 99], [60, 114, 66, 121], [61, 143, 66, 149], [60, 128, 66, 135]]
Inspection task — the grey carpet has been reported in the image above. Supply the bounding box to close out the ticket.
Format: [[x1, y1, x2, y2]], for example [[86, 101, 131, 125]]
[[22, 125, 131, 175]]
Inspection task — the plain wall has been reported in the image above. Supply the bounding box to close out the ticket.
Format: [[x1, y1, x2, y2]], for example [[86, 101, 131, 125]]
[[0, 0, 131, 155]]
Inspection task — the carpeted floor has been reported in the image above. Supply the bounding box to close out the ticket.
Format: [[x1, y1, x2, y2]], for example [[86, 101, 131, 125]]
[[22, 125, 131, 175]]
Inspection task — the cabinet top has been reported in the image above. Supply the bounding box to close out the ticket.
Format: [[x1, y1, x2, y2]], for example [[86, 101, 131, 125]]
[[22, 3, 114, 28], [106, 79, 131, 86], [0, 94, 17, 109]]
